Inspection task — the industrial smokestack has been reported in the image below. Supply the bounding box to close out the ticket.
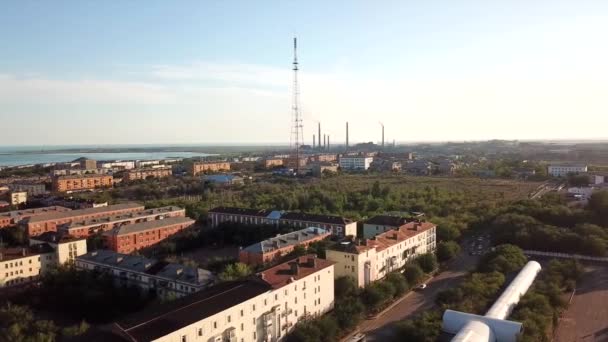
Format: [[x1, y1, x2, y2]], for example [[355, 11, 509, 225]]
[[323, 134, 326, 150], [313, 134, 316, 149], [346, 122, 349, 148], [328, 135, 330, 151], [318, 123, 321, 150], [379, 122, 385, 148]]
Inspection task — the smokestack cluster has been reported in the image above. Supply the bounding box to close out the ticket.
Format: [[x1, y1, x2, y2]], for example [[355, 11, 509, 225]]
[[318, 123, 321, 150]]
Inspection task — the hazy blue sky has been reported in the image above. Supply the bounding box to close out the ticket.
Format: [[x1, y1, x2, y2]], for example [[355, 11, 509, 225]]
[[1, 1, 607, 145]]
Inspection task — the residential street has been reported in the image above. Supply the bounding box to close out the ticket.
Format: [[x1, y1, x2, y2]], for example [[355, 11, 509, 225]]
[[353, 250, 479, 341]]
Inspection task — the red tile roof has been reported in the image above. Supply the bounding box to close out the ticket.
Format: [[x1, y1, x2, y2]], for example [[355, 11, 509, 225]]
[[258, 254, 334, 289]]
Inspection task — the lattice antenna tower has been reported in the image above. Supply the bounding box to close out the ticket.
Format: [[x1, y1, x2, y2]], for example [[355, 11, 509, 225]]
[[290, 37, 304, 171]]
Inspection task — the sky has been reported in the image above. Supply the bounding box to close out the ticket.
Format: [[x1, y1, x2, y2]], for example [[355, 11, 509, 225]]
[[1, 0, 608, 146]]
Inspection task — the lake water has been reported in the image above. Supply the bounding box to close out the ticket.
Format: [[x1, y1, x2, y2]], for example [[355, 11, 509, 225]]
[[0, 151, 213, 167]]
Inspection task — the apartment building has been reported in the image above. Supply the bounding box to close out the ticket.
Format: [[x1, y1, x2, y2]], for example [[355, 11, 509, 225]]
[[103, 216, 195, 254], [547, 164, 588, 177], [79, 158, 98, 169], [339, 156, 374, 170], [114, 255, 335, 342], [0, 244, 56, 288], [208, 207, 283, 228], [326, 221, 436, 287], [29, 231, 88, 265], [0, 206, 71, 229], [26, 202, 144, 237], [363, 215, 409, 239], [239, 227, 331, 266], [309, 154, 337, 163], [7, 183, 47, 196], [60, 206, 185, 238], [123, 167, 172, 182], [279, 212, 357, 238], [189, 161, 231, 176], [76, 250, 215, 298], [52, 174, 113, 192], [99, 161, 135, 170], [1, 232, 87, 288], [9, 191, 27, 205], [51, 168, 111, 176], [260, 158, 284, 169]]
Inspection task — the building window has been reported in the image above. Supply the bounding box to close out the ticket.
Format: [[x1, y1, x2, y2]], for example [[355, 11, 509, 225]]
[[181, 336, 187, 342], [198, 328, 203, 336], [227, 315, 231, 323], [213, 322, 217, 329]]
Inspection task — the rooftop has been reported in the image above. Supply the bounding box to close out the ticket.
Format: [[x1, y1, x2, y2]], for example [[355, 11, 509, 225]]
[[0, 243, 55, 262], [54, 174, 113, 180], [31, 231, 86, 244], [280, 211, 353, 225], [61, 206, 184, 230], [103, 216, 194, 236], [115, 280, 270, 342], [77, 250, 214, 286], [333, 221, 436, 254], [243, 227, 331, 253], [209, 206, 273, 217], [27, 203, 144, 223], [0, 206, 71, 221], [258, 254, 334, 289], [365, 215, 409, 227]]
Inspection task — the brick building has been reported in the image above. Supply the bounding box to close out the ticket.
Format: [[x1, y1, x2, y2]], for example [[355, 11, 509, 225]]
[[103, 216, 195, 254], [0, 206, 71, 229], [189, 161, 231, 176], [239, 227, 331, 266], [259, 158, 284, 169], [208, 207, 282, 228], [26, 202, 144, 236], [52, 174, 113, 192], [60, 206, 186, 238], [123, 167, 172, 182]]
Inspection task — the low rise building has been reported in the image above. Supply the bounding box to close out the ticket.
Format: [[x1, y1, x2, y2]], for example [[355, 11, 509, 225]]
[[29, 231, 88, 265], [260, 158, 284, 169], [311, 163, 338, 177], [189, 161, 231, 176], [51, 168, 111, 176], [279, 212, 357, 238], [369, 159, 401, 172], [1, 232, 87, 288], [363, 215, 410, 239], [76, 250, 215, 298], [203, 174, 245, 186], [113, 255, 335, 342], [548, 164, 588, 177], [99, 161, 135, 170], [9, 191, 27, 205], [309, 154, 337, 163], [7, 183, 47, 196], [123, 167, 172, 182], [208, 207, 283, 228], [326, 221, 436, 287], [405, 160, 433, 175], [103, 216, 195, 254], [79, 158, 98, 169], [239, 227, 331, 266], [52, 174, 113, 192], [339, 156, 373, 170], [26, 202, 144, 236], [135, 160, 161, 168], [60, 206, 186, 238], [0, 206, 71, 229], [283, 157, 308, 169]]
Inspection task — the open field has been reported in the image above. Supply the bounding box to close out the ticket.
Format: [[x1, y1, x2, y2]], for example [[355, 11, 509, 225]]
[[555, 265, 608, 342]]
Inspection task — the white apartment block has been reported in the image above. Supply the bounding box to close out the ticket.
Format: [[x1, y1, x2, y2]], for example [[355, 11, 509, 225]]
[[115, 255, 335, 342], [1, 232, 87, 288], [76, 250, 215, 299], [339, 156, 374, 170], [327, 221, 436, 287], [547, 165, 588, 177]]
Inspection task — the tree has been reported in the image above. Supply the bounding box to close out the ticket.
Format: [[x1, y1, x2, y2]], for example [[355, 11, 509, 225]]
[[362, 283, 389, 311], [219, 263, 252, 281], [436, 241, 461, 262], [385, 272, 409, 296], [588, 191, 608, 226], [479, 244, 526, 274], [393, 311, 442, 342], [334, 276, 358, 301], [416, 253, 438, 273], [333, 298, 365, 330], [404, 264, 424, 285]]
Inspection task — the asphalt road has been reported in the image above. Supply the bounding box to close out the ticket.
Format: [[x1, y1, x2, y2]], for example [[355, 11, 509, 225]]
[[356, 251, 480, 341]]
